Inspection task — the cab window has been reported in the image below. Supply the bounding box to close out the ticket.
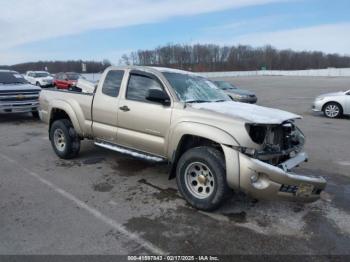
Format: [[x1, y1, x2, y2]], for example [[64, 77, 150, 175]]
[[101, 70, 124, 97], [126, 74, 163, 102]]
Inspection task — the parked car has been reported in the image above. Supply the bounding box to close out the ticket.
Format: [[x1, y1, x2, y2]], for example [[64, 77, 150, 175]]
[[213, 80, 257, 104], [54, 72, 83, 90], [24, 71, 54, 87], [312, 90, 350, 118], [0, 70, 41, 118], [39, 66, 326, 211]]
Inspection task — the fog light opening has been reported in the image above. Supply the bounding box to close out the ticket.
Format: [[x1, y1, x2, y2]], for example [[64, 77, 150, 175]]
[[250, 173, 260, 183]]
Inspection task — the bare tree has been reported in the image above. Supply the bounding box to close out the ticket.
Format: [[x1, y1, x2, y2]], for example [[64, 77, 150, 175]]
[[118, 44, 350, 72]]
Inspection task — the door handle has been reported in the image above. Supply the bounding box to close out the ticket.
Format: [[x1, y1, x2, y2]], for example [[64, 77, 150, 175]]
[[119, 105, 130, 112]]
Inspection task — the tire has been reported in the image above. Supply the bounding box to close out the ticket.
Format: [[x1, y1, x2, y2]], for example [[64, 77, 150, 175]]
[[49, 119, 80, 159], [36, 82, 41, 87], [32, 111, 40, 119], [323, 102, 343, 118], [176, 146, 230, 211]]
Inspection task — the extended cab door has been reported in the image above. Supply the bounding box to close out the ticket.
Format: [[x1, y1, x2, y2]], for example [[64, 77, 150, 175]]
[[92, 69, 125, 142], [117, 70, 172, 157]]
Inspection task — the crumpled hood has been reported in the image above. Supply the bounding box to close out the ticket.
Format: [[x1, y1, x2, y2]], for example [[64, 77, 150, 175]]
[[190, 101, 301, 124], [0, 83, 41, 92]]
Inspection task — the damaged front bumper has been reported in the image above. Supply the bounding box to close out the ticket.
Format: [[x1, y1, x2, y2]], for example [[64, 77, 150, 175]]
[[222, 145, 326, 202], [239, 151, 326, 202]]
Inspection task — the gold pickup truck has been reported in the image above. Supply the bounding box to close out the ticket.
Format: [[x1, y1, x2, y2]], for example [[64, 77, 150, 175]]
[[39, 66, 326, 210]]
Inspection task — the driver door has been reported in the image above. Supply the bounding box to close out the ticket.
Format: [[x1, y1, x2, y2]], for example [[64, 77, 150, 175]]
[[117, 71, 172, 157]]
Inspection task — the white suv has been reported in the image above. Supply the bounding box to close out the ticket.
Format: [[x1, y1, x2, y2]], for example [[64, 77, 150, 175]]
[[25, 71, 54, 87]]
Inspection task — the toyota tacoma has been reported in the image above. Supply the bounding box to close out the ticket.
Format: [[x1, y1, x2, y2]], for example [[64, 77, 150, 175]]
[[39, 66, 326, 210]]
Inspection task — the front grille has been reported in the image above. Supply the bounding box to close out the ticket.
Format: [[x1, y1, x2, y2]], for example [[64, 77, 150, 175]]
[[0, 89, 40, 95], [0, 89, 40, 103], [249, 94, 256, 98], [0, 96, 39, 102]]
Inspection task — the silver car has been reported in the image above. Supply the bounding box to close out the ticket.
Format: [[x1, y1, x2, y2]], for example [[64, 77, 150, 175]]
[[312, 90, 350, 118], [213, 80, 257, 104]]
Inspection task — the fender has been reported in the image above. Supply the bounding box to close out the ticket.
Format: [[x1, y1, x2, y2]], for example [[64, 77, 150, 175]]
[[48, 100, 83, 135], [167, 121, 240, 158], [167, 121, 241, 188]]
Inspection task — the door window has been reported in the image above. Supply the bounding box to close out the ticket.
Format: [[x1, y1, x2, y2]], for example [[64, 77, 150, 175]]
[[101, 70, 124, 97], [126, 74, 163, 102]]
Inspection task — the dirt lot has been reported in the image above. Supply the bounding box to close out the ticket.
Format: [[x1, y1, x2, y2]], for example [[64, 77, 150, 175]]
[[0, 76, 349, 256]]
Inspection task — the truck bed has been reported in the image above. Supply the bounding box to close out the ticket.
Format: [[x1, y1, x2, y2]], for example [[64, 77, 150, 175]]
[[39, 89, 94, 136]]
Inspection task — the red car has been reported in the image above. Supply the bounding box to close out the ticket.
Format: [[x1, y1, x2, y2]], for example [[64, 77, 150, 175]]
[[54, 72, 82, 89]]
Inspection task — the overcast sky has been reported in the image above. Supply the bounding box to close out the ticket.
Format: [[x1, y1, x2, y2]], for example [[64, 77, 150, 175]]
[[1, 0, 350, 65]]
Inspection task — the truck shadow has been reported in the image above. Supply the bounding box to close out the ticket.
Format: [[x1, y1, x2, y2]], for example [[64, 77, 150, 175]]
[[0, 113, 39, 124]]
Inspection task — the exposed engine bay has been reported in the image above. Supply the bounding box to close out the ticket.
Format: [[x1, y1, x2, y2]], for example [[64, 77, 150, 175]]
[[243, 121, 305, 165]]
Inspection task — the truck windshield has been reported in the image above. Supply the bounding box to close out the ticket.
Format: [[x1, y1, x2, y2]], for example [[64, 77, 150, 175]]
[[163, 72, 229, 103], [0, 72, 28, 85]]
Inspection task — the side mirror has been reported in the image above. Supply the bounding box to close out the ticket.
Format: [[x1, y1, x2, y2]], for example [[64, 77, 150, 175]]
[[146, 89, 170, 105]]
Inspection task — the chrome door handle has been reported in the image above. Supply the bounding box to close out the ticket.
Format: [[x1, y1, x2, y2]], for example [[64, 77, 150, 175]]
[[119, 105, 130, 112]]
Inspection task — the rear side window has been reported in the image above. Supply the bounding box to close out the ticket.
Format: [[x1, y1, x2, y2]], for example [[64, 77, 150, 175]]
[[102, 70, 124, 97], [126, 74, 163, 102]]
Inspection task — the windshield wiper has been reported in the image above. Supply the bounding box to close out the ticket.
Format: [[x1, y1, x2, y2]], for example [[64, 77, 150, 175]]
[[213, 99, 227, 102], [185, 100, 211, 103]]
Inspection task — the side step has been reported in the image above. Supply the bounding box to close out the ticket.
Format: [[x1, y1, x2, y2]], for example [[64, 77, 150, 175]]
[[94, 141, 165, 162]]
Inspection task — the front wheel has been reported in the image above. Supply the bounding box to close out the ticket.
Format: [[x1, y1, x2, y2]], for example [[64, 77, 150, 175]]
[[323, 102, 342, 118], [49, 119, 80, 159], [176, 146, 230, 211]]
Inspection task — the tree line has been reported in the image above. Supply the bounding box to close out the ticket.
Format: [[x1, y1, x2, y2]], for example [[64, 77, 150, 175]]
[[0, 60, 112, 74], [120, 44, 350, 71]]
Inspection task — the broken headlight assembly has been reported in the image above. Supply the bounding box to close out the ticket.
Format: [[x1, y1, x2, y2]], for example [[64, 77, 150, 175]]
[[240, 122, 306, 164]]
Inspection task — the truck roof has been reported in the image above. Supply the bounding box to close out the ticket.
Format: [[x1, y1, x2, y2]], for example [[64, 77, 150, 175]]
[[106, 66, 198, 76], [27, 71, 48, 73]]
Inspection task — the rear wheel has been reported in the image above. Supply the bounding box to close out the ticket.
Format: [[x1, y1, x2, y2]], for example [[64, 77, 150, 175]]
[[49, 119, 80, 159], [323, 102, 342, 118], [176, 146, 229, 211]]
